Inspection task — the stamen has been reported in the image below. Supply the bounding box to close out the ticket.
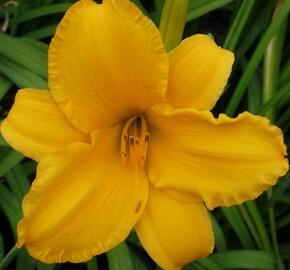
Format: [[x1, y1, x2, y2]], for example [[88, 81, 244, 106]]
[[120, 115, 150, 166], [140, 133, 151, 165], [121, 133, 128, 163], [121, 116, 138, 163], [129, 136, 136, 164]]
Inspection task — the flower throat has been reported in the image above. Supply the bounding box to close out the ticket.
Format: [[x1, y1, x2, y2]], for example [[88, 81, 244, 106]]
[[121, 115, 150, 166]]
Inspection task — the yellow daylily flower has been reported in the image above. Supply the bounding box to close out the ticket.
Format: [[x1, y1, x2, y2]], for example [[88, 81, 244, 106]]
[[1, 0, 288, 269]]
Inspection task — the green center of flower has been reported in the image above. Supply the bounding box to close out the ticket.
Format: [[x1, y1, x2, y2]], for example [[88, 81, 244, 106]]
[[121, 115, 150, 166]]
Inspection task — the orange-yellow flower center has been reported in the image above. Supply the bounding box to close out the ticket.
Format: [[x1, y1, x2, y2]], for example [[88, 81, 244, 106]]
[[121, 115, 150, 166]]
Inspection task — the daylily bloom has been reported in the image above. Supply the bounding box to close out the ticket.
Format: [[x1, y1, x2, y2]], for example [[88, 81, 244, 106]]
[[1, 0, 288, 269]]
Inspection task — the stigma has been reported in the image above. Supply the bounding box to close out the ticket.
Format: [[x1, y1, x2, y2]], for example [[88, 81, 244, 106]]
[[121, 115, 150, 166]]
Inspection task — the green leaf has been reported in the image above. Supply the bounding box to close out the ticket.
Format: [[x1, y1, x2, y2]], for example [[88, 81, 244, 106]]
[[19, 38, 48, 54], [150, 0, 165, 25], [0, 135, 9, 147], [0, 185, 22, 236], [245, 201, 272, 252], [107, 242, 134, 270], [209, 250, 276, 269], [280, 243, 290, 259], [22, 160, 37, 176], [276, 212, 290, 230], [274, 194, 290, 205], [258, 82, 290, 116], [210, 214, 227, 252], [0, 76, 12, 101], [187, 0, 236, 21], [18, 3, 72, 23], [237, 0, 275, 57], [36, 261, 55, 270], [86, 257, 98, 270], [16, 249, 35, 270], [185, 263, 205, 270], [24, 24, 57, 39], [0, 32, 47, 78], [223, 0, 255, 51], [196, 257, 223, 270], [277, 105, 290, 127], [226, 0, 290, 116], [0, 233, 4, 261], [0, 55, 48, 89], [131, 0, 148, 16], [221, 207, 254, 249], [0, 150, 24, 179], [279, 57, 290, 86], [237, 204, 263, 250], [5, 164, 30, 202], [246, 66, 263, 114]]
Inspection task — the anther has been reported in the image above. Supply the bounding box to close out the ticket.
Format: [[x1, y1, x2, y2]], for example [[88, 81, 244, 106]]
[[145, 134, 150, 142]]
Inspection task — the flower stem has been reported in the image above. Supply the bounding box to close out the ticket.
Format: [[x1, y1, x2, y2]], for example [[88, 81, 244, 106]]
[[159, 0, 188, 51], [0, 246, 19, 270]]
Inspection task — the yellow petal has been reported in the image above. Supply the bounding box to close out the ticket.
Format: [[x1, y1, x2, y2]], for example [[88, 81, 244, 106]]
[[166, 34, 234, 111], [17, 124, 148, 263], [49, 0, 168, 133], [1, 89, 88, 161], [147, 104, 289, 210], [136, 185, 214, 270]]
